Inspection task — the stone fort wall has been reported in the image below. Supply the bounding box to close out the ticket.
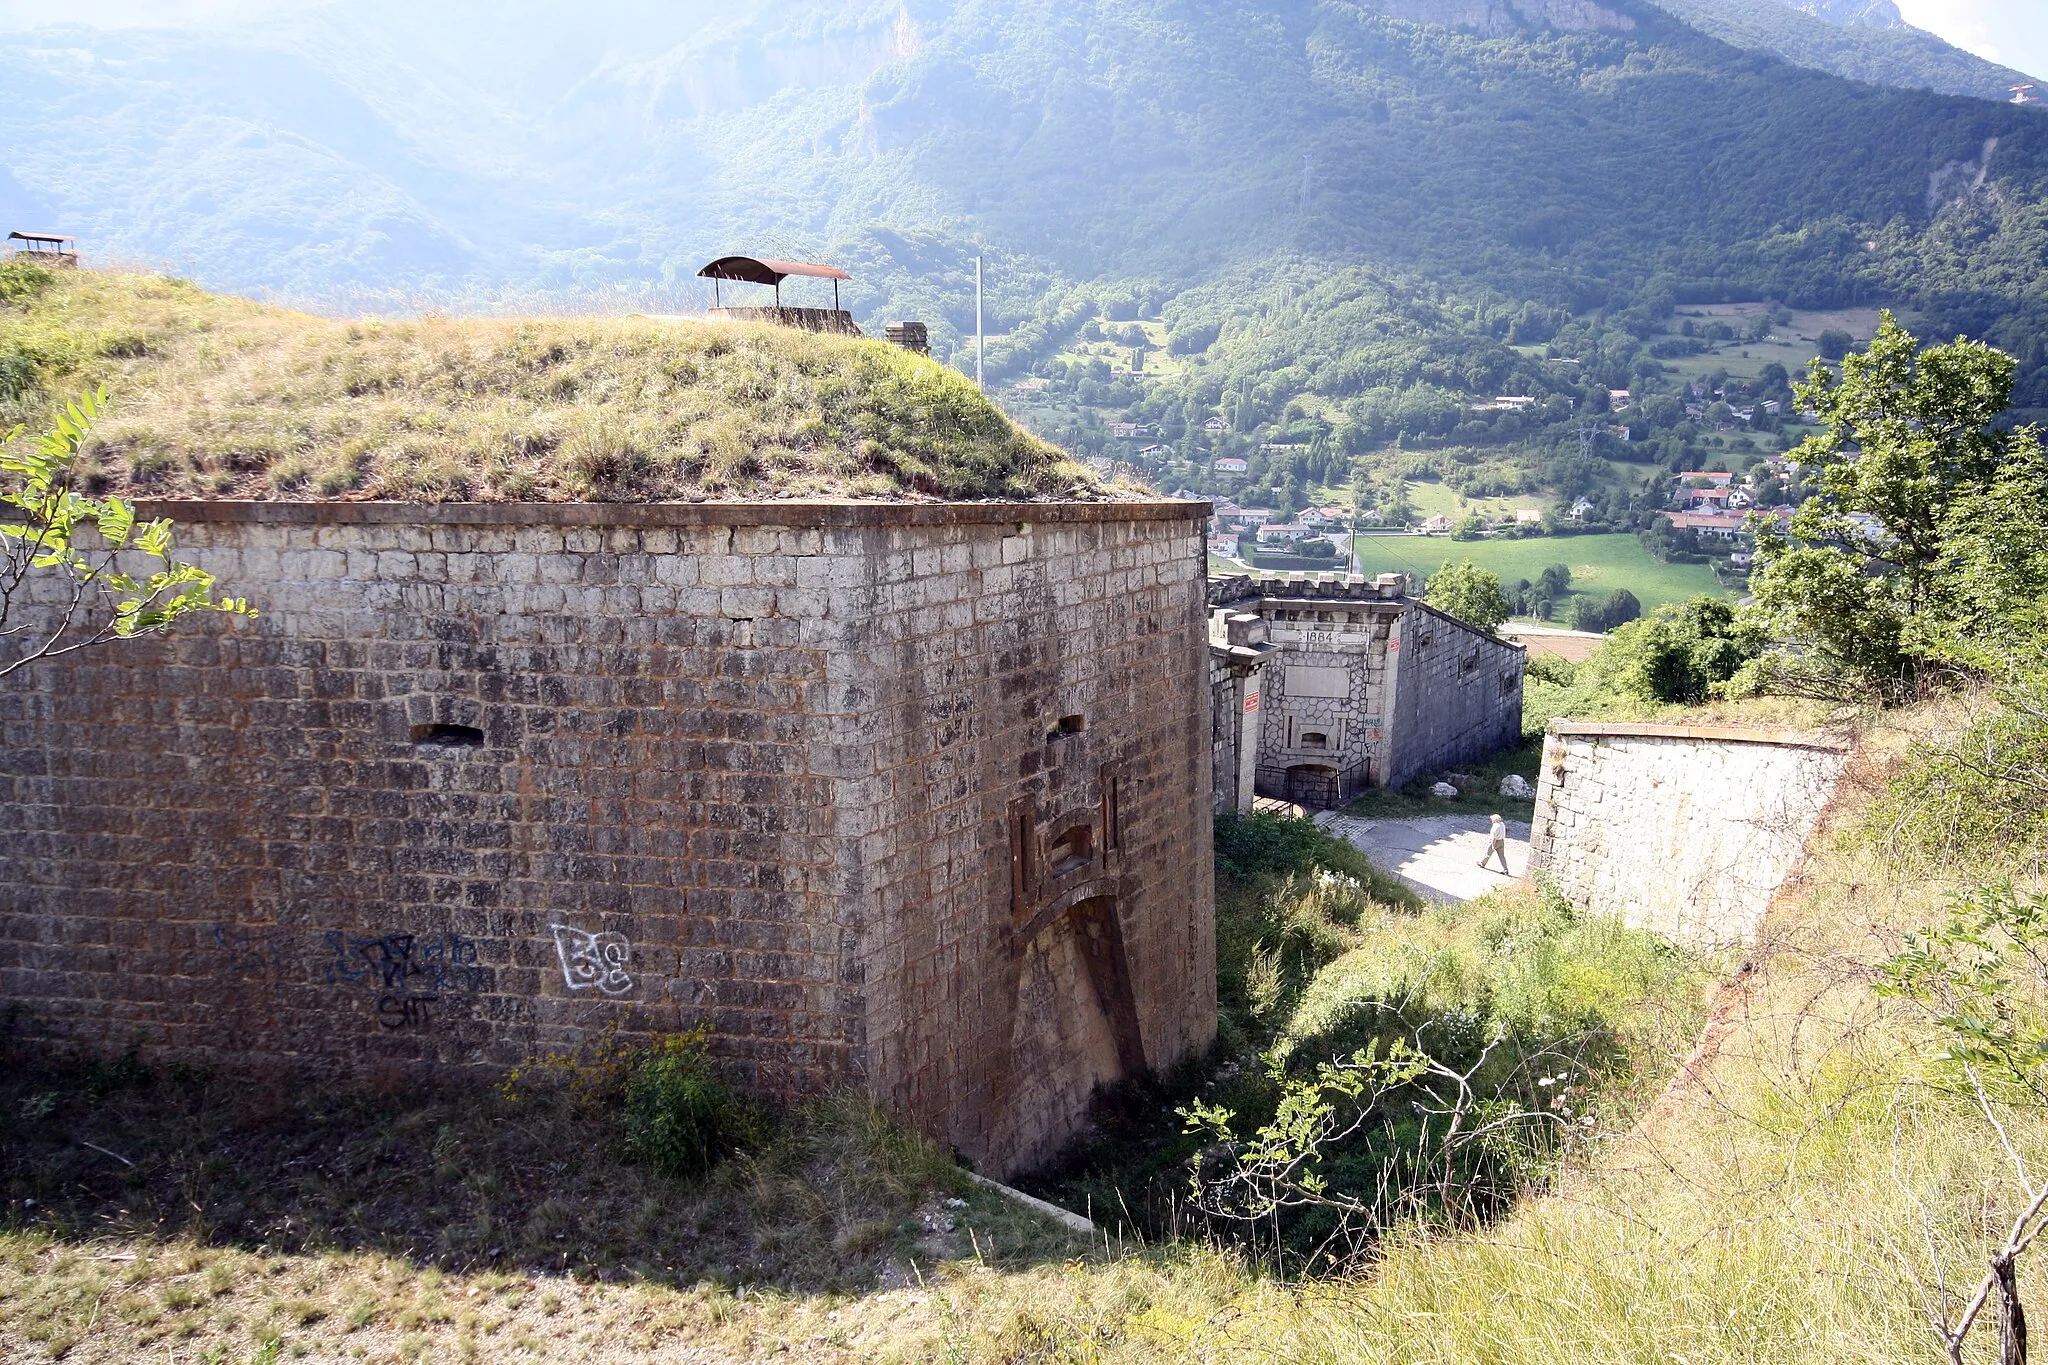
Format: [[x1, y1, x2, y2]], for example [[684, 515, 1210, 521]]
[[1385, 600, 1526, 788], [1206, 574, 1524, 806], [1527, 720, 1851, 948], [0, 499, 1214, 1177]]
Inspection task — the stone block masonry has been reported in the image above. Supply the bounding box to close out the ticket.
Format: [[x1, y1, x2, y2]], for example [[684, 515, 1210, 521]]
[[1206, 573, 1524, 807], [0, 499, 1216, 1178], [1207, 605, 1279, 815], [1527, 721, 1852, 948]]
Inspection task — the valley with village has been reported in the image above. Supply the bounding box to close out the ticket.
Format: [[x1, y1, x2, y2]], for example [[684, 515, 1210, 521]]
[[6, 1, 2048, 1362]]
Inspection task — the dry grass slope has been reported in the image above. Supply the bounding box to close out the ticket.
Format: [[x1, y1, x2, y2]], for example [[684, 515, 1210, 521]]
[[0, 264, 1105, 504]]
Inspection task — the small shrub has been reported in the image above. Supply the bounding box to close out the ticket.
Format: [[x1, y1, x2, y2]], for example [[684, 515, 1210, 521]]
[[0, 259, 53, 305], [622, 1033, 747, 1179], [1523, 652, 1577, 687], [562, 415, 644, 491], [0, 347, 37, 402], [96, 331, 150, 360]]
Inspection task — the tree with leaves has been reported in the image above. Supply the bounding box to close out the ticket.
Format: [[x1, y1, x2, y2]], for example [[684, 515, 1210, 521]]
[[1587, 595, 1765, 702], [1426, 560, 1511, 634], [1, 388, 252, 677], [1742, 313, 2041, 702], [1566, 588, 1642, 634], [1924, 427, 2048, 673], [1595, 587, 1641, 630]]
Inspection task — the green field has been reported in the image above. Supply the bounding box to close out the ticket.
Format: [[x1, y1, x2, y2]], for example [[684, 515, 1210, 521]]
[[1346, 531, 1728, 614], [1653, 303, 1911, 386], [1395, 479, 1546, 522]]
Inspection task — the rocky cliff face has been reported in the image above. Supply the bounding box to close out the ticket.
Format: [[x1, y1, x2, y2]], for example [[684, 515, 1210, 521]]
[[1360, 0, 1635, 36], [1792, 0, 1905, 31]]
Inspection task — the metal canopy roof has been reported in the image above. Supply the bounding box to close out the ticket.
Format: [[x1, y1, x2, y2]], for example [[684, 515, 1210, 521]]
[[8, 231, 74, 244], [697, 256, 849, 286]]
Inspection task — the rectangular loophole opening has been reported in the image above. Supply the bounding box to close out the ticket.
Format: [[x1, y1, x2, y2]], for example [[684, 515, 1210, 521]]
[[1049, 714, 1086, 741], [1049, 825, 1093, 876], [411, 723, 484, 749]]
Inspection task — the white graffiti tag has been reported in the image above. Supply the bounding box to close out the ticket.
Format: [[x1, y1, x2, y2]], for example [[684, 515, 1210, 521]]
[[549, 924, 634, 996]]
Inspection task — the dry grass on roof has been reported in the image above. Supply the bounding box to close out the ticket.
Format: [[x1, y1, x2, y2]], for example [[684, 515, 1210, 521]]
[[0, 263, 1106, 504]]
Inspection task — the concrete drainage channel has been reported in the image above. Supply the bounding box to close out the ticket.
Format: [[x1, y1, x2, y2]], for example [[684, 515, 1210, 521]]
[[962, 1171, 1098, 1235]]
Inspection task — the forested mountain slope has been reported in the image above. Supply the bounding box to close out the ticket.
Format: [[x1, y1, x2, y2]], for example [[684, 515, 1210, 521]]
[[5, 0, 2048, 448], [1650, 0, 2038, 99]]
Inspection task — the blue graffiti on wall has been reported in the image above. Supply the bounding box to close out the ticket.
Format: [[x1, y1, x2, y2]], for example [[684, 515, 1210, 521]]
[[212, 923, 287, 976], [322, 930, 489, 1031]]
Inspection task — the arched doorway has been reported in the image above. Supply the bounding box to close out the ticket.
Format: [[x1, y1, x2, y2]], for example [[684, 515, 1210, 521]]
[[1286, 764, 1343, 809], [998, 894, 1146, 1169]]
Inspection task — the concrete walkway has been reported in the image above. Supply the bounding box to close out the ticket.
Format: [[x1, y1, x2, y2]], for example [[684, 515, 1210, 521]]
[[1313, 811, 1532, 904]]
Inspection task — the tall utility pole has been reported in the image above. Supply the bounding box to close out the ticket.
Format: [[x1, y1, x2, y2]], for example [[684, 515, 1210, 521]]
[[1350, 495, 1361, 577], [974, 256, 985, 393]]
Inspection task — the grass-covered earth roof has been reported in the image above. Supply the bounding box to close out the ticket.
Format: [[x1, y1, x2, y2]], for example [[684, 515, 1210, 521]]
[[0, 262, 1106, 503]]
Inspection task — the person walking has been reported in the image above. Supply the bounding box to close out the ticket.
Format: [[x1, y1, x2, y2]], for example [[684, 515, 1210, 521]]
[[1478, 812, 1511, 875]]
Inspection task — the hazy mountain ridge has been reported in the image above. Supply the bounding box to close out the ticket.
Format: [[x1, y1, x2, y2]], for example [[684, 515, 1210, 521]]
[[1650, 0, 2037, 99], [3, 0, 2048, 404], [1795, 0, 1902, 28]]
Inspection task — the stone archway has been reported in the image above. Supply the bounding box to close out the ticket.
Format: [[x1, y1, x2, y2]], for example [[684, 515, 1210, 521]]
[[992, 891, 1147, 1171], [1286, 763, 1343, 809]]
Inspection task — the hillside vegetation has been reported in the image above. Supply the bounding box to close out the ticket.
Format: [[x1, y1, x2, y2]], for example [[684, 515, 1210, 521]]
[[8, 1, 2048, 409], [1650, 0, 2039, 99], [0, 263, 1100, 503], [11, 0, 2048, 576]]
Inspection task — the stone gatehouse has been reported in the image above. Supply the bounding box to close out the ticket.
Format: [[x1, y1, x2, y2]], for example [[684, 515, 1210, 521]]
[[0, 499, 1216, 1177], [1208, 572, 1524, 807]]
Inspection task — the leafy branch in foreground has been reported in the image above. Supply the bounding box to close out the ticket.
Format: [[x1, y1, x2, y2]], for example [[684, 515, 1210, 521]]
[[1881, 881, 2048, 1364], [1180, 1010, 1582, 1273], [0, 386, 252, 677]]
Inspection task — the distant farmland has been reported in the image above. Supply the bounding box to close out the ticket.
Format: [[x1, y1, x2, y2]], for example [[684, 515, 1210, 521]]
[[1345, 532, 1729, 616]]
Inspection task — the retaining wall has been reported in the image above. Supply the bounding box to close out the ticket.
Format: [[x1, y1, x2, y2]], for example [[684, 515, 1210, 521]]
[[0, 498, 1216, 1176], [1527, 721, 1851, 948]]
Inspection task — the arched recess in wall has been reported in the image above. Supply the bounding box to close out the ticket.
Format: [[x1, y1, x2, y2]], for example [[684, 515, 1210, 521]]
[[1286, 763, 1342, 809], [994, 883, 1147, 1167]]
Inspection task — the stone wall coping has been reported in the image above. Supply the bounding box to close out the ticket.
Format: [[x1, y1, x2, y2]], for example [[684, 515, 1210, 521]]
[[132, 498, 1211, 529], [1546, 719, 1851, 752], [1408, 599, 1528, 651], [1209, 573, 1401, 606]]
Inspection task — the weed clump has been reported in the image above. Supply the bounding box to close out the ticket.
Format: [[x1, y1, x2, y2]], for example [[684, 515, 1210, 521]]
[[1864, 669, 2048, 871], [621, 1035, 751, 1180]]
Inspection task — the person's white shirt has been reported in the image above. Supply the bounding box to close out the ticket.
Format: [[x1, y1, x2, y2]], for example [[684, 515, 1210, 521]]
[[1489, 815, 1506, 843]]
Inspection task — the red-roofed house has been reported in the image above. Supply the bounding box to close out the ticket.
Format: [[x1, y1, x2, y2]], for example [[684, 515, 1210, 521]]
[[1666, 511, 1748, 540]]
